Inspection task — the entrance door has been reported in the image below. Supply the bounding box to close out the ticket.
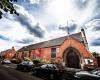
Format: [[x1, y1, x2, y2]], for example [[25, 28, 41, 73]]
[[66, 49, 80, 68]]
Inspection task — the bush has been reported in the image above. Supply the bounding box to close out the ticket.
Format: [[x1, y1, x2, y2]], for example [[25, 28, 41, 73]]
[[23, 57, 32, 61], [55, 61, 61, 65], [45, 60, 52, 64], [33, 58, 41, 64], [11, 58, 21, 64]]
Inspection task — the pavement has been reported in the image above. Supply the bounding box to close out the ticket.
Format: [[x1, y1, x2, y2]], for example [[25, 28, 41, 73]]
[[64, 67, 82, 72], [0, 64, 43, 80], [0, 63, 82, 80], [2, 63, 17, 69]]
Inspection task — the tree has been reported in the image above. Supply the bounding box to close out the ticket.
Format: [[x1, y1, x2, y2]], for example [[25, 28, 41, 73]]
[[92, 52, 100, 57], [0, 0, 19, 19]]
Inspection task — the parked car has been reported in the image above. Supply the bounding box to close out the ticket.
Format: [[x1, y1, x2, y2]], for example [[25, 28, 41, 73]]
[[33, 64, 61, 79], [16, 61, 35, 72], [1, 59, 11, 64], [74, 69, 100, 80]]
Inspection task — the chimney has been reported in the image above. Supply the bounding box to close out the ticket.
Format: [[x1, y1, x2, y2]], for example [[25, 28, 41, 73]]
[[81, 28, 89, 50]]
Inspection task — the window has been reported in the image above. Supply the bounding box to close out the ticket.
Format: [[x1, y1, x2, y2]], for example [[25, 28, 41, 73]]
[[51, 48, 56, 58]]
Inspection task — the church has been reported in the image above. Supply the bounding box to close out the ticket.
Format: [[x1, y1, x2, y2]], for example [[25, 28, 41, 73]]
[[17, 29, 97, 69]]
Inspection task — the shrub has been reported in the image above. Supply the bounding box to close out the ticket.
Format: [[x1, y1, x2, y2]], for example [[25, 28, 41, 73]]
[[33, 58, 41, 64], [55, 61, 61, 65], [23, 57, 32, 61], [45, 60, 52, 64], [11, 58, 21, 64]]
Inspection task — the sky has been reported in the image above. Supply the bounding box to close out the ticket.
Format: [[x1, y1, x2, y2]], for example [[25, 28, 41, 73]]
[[0, 0, 100, 53]]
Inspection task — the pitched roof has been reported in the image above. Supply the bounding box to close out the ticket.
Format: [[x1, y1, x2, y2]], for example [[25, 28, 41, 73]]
[[18, 32, 84, 51]]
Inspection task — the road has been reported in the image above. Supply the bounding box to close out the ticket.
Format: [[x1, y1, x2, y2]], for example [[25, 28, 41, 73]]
[[0, 64, 42, 80]]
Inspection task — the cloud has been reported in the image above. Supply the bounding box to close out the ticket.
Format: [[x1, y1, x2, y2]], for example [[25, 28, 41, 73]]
[[93, 25, 100, 31], [46, 0, 97, 26], [16, 38, 33, 44], [29, 0, 40, 4], [16, 0, 48, 12], [44, 29, 67, 40], [0, 35, 9, 41], [0, 3, 46, 51], [74, 0, 91, 9], [85, 19, 100, 31], [46, 24, 58, 32], [14, 4, 45, 38], [0, 39, 11, 51], [91, 38, 100, 46], [59, 21, 77, 33], [92, 20, 100, 31], [84, 0, 100, 24]]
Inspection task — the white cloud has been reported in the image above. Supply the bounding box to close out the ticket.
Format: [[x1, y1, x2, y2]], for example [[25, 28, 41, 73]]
[[29, 0, 40, 4], [45, 0, 97, 26], [89, 46, 100, 53], [45, 29, 67, 40], [0, 4, 42, 51], [0, 39, 11, 51]]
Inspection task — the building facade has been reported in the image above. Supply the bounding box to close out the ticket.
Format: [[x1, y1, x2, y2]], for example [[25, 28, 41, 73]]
[[0, 47, 16, 59], [16, 29, 97, 69]]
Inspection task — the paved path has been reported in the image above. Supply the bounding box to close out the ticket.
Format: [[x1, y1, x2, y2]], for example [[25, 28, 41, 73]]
[[2, 63, 17, 69], [64, 67, 82, 72], [0, 64, 43, 80]]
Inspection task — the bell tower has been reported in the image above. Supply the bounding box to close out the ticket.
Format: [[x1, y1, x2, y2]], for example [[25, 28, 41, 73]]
[[81, 28, 89, 50]]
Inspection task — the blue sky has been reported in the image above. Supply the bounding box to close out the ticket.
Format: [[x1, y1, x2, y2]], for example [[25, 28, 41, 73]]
[[0, 0, 100, 53]]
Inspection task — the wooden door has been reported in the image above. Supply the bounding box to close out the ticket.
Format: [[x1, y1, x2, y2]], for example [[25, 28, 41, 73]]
[[66, 50, 80, 68]]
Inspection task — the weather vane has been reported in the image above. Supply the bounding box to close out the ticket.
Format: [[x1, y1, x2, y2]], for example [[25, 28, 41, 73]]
[[67, 20, 70, 35]]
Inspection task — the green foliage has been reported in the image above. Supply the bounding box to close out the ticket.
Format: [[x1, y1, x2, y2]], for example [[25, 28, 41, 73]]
[[33, 58, 41, 62], [0, 0, 18, 19], [23, 57, 32, 61], [33, 58, 41, 64], [55, 60, 61, 65], [11, 58, 22, 64], [45, 60, 51, 64], [92, 52, 100, 57]]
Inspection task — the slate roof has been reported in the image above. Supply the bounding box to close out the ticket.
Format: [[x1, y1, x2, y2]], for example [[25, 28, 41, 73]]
[[18, 32, 84, 51]]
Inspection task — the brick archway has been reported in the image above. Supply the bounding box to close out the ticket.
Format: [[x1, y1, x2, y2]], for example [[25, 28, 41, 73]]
[[63, 47, 81, 68]]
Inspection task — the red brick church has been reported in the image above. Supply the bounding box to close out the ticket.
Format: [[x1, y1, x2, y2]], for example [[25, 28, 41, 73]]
[[16, 29, 97, 69]]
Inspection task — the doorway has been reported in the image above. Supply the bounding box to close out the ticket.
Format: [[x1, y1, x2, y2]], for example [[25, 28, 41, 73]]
[[63, 47, 81, 68]]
